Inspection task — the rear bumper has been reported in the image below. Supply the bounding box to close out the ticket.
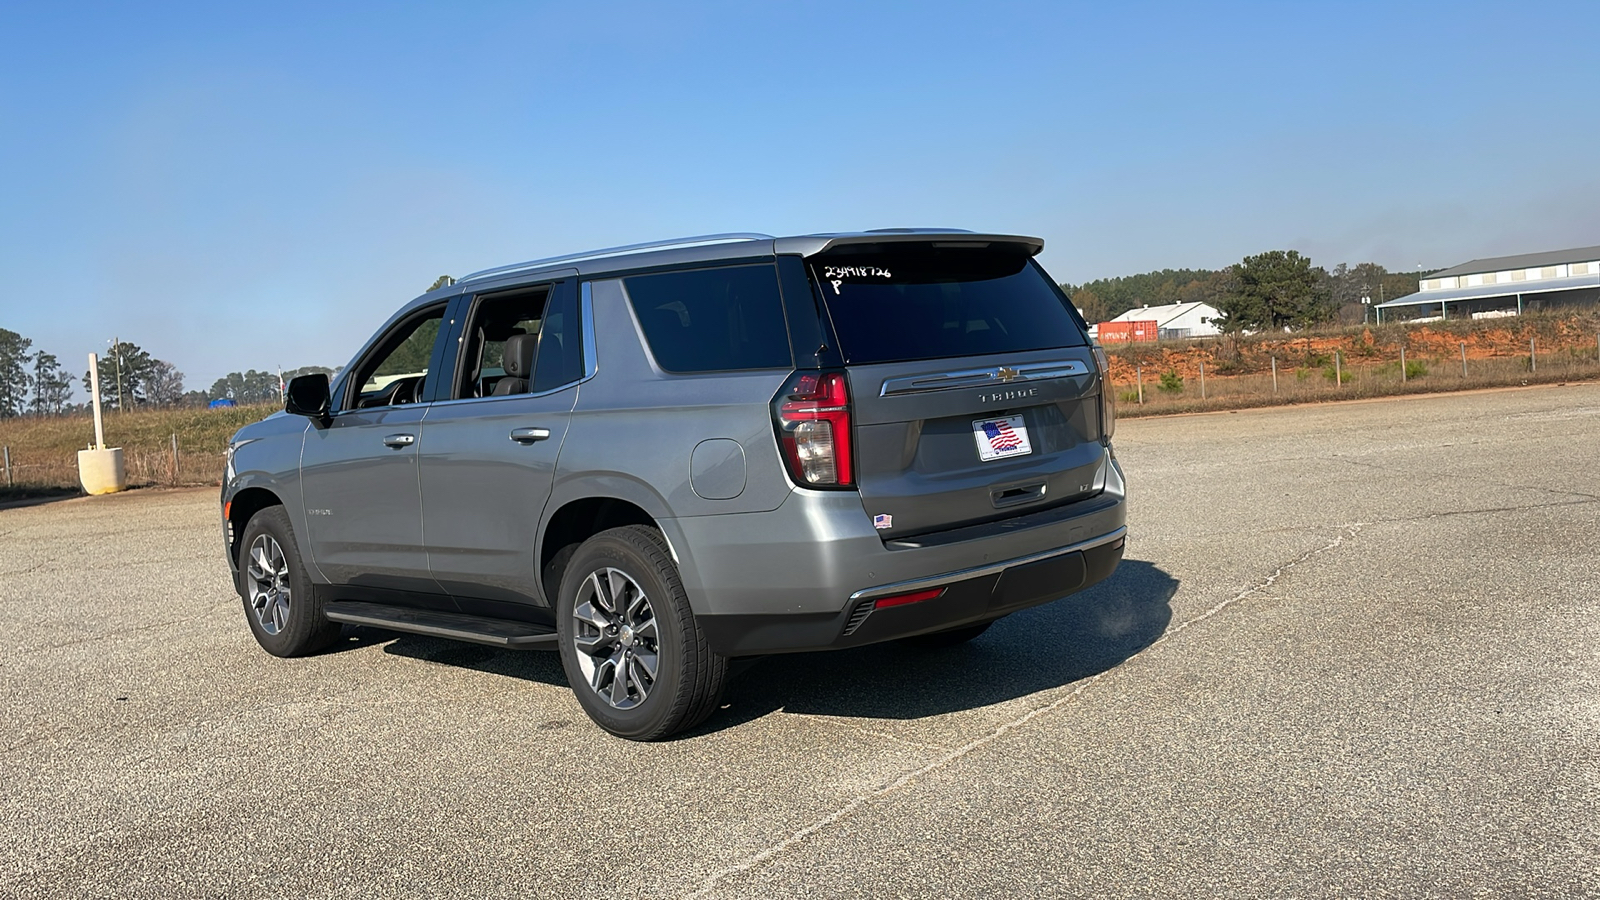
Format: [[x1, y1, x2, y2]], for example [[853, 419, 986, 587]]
[[663, 454, 1127, 656], [696, 528, 1125, 655]]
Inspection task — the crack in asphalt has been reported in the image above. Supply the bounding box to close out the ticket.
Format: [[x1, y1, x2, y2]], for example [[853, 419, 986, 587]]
[[0, 558, 57, 578], [1336, 455, 1600, 504], [1363, 497, 1599, 525], [16, 609, 226, 655], [686, 523, 1367, 898]]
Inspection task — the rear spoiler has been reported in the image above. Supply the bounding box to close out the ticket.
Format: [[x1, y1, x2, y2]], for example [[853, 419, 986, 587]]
[[774, 232, 1044, 258]]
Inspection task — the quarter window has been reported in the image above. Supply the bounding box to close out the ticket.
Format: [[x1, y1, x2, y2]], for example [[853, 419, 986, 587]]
[[623, 265, 792, 373]]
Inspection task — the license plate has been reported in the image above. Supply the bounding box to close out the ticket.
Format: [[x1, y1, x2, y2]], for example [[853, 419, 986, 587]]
[[972, 414, 1032, 462]]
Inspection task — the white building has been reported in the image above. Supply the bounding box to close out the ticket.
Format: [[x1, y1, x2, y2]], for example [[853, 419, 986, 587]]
[[1091, 301, 1222, 341], [1377, 244, 1600, 322]]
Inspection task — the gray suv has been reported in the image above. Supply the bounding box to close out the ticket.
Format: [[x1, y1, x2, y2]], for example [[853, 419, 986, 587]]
[[222, 230, 1126, 740]]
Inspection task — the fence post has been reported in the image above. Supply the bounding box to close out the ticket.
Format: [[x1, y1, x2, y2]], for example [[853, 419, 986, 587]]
[[1400, 346, 1407, 382], [1460, 342, 1467, 378], [1199, 362, 1206, 400], [170, 433, 179, 485], [1530, 337, 1537, 373], [3, 446, 10, 487], [1135, 364, 1143, 405], [1335, 351, 1342, 387], [1271, 356, 1278, 393]]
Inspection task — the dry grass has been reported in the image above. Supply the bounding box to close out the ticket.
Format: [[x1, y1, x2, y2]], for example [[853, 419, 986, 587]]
[[1114, 348, 1600, 417], [0, 403, 278, 490]]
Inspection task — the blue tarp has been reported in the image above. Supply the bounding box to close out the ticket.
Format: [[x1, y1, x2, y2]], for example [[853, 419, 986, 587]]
[[209, 398, 237, 409]]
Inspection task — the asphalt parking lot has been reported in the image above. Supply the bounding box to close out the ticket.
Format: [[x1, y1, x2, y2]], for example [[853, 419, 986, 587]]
[[3, 384, 1597, 898]]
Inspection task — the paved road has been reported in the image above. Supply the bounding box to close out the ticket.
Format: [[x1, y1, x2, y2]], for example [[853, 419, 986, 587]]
[[2, 385, 1596, 898]]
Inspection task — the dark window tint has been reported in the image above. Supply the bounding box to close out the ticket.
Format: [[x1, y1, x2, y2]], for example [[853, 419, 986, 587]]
[[533, 282, 584, 391], [623, 265, 792, 373], [810, 249, 1087, 365]]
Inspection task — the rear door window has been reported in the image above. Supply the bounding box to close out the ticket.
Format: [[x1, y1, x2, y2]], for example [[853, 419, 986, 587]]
[[809, 248, 1088, 365], [623, 264, 792, 373]]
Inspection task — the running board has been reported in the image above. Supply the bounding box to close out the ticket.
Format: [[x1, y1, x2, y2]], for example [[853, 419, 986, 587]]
[[324, 601, 558, 648]]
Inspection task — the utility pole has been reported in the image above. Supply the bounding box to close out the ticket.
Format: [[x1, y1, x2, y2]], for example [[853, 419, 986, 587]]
[[111, 336, 125, 413]]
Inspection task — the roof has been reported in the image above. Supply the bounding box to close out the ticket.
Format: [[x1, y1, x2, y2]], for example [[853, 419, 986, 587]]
[[396, 228, 1045, 319], [1428, 245, 1600, 279], [1377, 272, 1600, 308], [453, 229, 1043, 289], [1106, 301, 1219, 327]]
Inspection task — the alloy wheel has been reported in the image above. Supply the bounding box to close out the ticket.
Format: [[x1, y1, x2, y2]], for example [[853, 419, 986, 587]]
[[246, 534, 292, 635], [570, 567, 659, 710]]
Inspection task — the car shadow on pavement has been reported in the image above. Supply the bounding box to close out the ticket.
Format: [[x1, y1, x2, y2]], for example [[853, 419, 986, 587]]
[[372, 630, 572, 685], [702, 559, 1177, 732], [361, 560, 1176, 737]]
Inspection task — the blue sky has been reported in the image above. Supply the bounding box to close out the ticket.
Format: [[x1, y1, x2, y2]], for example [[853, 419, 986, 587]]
[[3, 1, 1597, 393]]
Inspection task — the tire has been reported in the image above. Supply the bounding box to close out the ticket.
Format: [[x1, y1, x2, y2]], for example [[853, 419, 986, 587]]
[[236, 506, 341, 657], [900, 619, 995, 649], [556, 525, 729, 741]]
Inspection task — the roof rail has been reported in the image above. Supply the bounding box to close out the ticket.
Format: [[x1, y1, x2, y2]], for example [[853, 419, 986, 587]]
[[458, 232, 776, 284]]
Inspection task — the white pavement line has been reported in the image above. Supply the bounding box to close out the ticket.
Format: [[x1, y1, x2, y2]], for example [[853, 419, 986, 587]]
[[685, 523, 1365, 898]]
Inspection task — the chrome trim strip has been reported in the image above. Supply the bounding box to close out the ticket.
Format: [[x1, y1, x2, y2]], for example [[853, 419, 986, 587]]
[[878, 360, 1090, 397], [848, 526, 1127, 602], [458, 233, 776, 283], [581, 281, 598, 379], [425, 380, 583, 410]]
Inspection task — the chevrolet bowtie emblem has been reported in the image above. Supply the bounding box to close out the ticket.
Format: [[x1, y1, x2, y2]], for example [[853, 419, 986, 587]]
[[996, 367, 1020, 382]]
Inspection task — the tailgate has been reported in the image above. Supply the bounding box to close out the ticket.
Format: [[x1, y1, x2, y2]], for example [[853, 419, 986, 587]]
[[802, 240, 1105, 539], [848, 351, 1106, 538]]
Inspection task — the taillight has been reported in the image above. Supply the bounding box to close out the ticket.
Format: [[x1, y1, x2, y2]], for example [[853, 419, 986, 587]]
[[773, 370, 855, 488], [1091, 345, 1116, 442]]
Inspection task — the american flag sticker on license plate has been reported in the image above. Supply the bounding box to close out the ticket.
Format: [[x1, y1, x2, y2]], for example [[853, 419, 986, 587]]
[[972, 414, 1033, 462]]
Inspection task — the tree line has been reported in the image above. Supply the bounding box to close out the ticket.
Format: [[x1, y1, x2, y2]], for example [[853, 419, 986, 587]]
[[0, 328, 81, 418], [1063, 252, 1435, 332], [0, 327, 338, 418]]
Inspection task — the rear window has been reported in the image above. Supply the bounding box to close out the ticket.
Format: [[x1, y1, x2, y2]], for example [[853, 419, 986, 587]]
[[809, 248, 1087, 365], [623, 264, 793, 373]]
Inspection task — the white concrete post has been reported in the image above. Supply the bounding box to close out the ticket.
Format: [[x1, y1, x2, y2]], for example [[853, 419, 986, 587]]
[[88, 352, 105, 450], [78, 352, 126, 494]]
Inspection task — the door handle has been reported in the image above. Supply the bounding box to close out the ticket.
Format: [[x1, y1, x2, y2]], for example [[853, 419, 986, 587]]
[[510, 427, 551, 444], [382, 433, 416, 448]]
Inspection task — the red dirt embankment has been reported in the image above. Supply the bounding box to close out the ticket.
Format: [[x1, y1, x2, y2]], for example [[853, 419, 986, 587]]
[[1102, 313, 1599, 382]]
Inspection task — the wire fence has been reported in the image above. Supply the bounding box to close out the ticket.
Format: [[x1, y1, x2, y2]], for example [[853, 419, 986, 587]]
[[2, 434, 224, 491], [1117, 337, 1600, 416]]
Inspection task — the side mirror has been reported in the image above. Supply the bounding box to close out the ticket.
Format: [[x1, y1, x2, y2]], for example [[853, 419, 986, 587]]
[[285, 373, 332, 423]]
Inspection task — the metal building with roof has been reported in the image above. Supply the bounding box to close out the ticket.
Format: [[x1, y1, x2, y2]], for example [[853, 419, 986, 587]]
[[1089, 301, 1222, 341], [1377, 244, 1600, 322]]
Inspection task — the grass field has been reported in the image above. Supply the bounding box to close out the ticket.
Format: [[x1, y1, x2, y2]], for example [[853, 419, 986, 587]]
[[0, 403, 277, 490]]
